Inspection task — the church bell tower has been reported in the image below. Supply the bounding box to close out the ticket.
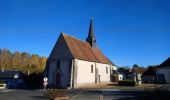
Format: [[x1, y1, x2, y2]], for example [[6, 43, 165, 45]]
[[86, 18, 97, 48]]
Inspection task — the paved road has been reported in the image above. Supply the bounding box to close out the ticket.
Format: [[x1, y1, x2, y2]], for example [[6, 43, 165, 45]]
[[68, 89, 139, 100], [0, 89, 48, 100], [0, 88, 162, 100]]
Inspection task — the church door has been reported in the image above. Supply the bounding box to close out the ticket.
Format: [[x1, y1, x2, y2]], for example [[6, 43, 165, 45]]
[[56, 72, 61, 88]]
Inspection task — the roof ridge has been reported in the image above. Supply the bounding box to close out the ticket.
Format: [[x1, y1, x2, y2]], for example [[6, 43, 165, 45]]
[[60, 32, 113, 65], [61, 32, 87, 44]]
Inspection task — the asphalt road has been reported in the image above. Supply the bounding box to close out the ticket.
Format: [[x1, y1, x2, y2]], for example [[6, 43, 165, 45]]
[[69, 89, 138, 100], [0, 89, 48, 100], [1, 88, 169, 100]]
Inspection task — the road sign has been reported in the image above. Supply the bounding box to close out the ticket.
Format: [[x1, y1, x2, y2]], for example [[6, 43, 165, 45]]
[[43, 81, 48, 93], [43, 77, 48, 82], [43, 81, 48, 86]]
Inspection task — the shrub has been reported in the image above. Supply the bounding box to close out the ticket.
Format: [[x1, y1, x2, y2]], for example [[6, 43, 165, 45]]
[[118, 80, 135, 86], [0, 80, 4, 84]]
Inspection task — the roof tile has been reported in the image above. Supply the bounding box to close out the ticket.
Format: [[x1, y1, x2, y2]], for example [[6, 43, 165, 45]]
[[62, 33, 113, 65]]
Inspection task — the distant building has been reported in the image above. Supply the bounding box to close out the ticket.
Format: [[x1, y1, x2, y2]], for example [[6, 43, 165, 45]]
[[118, 70, 126, 80], [111, 70, 123, 82], [0, 71, 25, 88], [129, 65, 146, 85], [157, 57, 170, 83], [44, 19, 117, 88], [142, 66, 157, 83]]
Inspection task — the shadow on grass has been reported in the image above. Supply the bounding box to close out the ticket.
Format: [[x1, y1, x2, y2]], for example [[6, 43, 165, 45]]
[[31, 96, 49, 100]]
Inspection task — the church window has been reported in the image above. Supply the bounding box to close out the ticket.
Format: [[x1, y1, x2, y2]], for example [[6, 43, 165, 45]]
[[57, 60, 60, 69], [91, 65, 93, 73], [106, 67, 108, 74]]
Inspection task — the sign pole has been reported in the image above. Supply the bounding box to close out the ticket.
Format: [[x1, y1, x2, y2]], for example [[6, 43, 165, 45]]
[[43, 77, 48, 94]]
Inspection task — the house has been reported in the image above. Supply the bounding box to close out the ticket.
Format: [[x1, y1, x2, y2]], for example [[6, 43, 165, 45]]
[[111, 70, 123, 82], [142, 66, 157, 83], [0, 70, 25, 88], [118, 70, 126, 80], [156, 57, 170, 83], [44, 19, 117, 89], [129, 65, 146, 85]]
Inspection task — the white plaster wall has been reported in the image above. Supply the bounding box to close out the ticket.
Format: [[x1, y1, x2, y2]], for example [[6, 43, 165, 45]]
[[111, 65, 117, 70], [118, 74, 123, 81], [75, 59, 96, 85], [157, 68, 170, 83], [110, 65, 117, 74], [96, 63, 110, 82]]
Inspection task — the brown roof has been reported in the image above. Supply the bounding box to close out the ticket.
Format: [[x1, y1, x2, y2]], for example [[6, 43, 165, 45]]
[[142, 66, 157, 76], [132, 67, 146, 74], [62, 33, 113, 65]]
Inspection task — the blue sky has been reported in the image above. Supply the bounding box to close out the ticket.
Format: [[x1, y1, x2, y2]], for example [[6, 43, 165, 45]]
[[0, 0, 170, 67]]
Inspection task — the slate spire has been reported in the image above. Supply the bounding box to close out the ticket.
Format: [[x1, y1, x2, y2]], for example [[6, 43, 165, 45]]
[[86, 18, 96, 48]]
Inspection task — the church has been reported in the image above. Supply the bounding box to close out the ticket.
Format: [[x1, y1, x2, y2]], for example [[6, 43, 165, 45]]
[[44, 19, 117, 88]]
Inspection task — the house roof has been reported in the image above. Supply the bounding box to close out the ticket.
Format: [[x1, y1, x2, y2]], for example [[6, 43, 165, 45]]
[[142, 66, 157, 76], [0, 71, 24, 79], [131, 67, 146, 74], [158, 57, 170, 68], [61, 33, 114, 65]]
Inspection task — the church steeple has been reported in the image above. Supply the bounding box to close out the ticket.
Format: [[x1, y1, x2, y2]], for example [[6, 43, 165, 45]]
[[86, 18, 96, 48]]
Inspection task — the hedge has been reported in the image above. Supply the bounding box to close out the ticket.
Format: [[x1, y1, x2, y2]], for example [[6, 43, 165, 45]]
[[0, 80, 4, 84], [118, 80, 135, 86]]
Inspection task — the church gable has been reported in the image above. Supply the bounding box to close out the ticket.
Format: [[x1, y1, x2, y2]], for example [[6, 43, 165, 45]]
[[48, 33, 74, 60]]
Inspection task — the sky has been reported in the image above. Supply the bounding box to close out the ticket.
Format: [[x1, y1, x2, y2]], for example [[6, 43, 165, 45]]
[[0, 0, 170, 67]]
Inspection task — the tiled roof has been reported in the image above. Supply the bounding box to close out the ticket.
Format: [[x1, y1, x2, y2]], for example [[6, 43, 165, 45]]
[[159, 57, 170, 68], [132, 67, 146, 74], [142, 66, 157, 76], [62, 33, 114, 65]]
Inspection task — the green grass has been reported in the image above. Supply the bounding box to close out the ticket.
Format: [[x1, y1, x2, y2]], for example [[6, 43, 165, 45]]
[[118, 80, 136, 86]]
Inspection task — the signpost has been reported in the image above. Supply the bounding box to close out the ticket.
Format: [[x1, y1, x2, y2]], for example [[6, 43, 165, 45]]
[[43, 77, 48, 94]]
